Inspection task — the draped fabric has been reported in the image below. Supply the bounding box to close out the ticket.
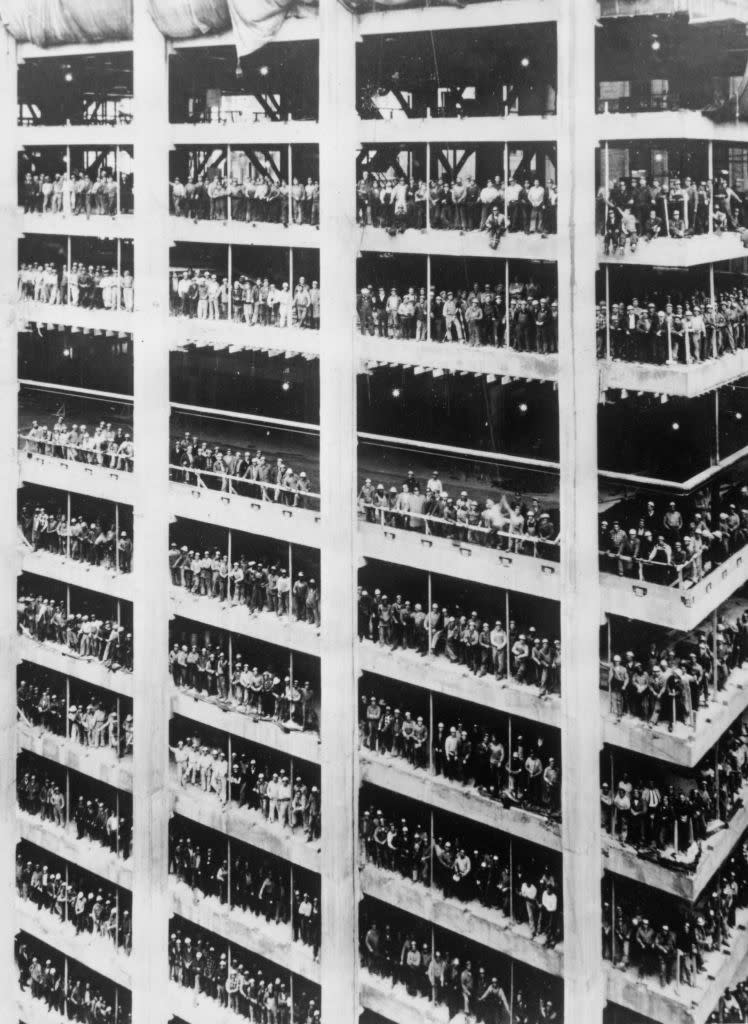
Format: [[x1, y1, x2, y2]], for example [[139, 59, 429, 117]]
[[227, 0, 315, 56], [0, 0, 132, 46], [147, 0, 230, 41], [0, 0, 446, 50]]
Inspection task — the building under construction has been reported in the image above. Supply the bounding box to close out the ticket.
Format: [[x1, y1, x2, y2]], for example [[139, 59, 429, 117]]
[[4, 0, 748, 1022]]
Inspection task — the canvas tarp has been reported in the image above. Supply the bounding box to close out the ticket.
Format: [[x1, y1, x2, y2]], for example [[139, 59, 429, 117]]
[[0, 0, 458, 52]]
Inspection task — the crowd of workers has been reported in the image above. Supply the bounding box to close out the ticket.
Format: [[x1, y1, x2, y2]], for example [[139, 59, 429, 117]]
[[169, 925, 321, 1021], [21, 169, 133, 216], [600, 494, 748, 586], [362, 913, 560, 1023], [17, 938, 131, 1023], [170, 174, 319, 225], [20, 502, 133, 572], [358, 473, 559, 556], [356, 173, 558, 242], [598, 175, 747, 255], [608, 611, 748, 730], [360, 803, 562, 949], [18, 262, 134, 310], [358, 589, 561, 696], [170, 269, 320, 327], [17, 757, 131, 859], [169, 731, 321, 841], [361, 695, 560, 816], [602, 729, 748, 871], [16, 852, 131, 952], [169, 637, 317, 733], [170, 434, 317, 506], [17, 592, 132, 673], [17, 679, 133, 756], [170, 545, 320, 626], [22, 418, 135, 472], [170, 823, 320, 956], [596, 288, 748, 364], [356, 277, 558, 350], [604, 842, 748, 991]]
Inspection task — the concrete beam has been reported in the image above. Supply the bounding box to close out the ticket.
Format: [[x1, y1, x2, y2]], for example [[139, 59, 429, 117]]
[[600, 349, 748, 399], [362, 114, 558, 146], [167, 318, 319, 359], [18, 812, 134, 890], [18, 721, 134, 792], [602, 670, 748, 769], [173, 782, 321, 875], [597, 233, 748, 268], [18, 634, 134, 698], [606, 901, 748, 1024], [603, 783, 748, 901], [360, 748, 562, 852], [172, 689, 321, 764], [358, 334, 560, 383], [359, 639, 561, 728], [318, 5, 360, 1020], [170, 881, 321, 986], [170, 586, 321, 656], [19, 546, 134, 604], [16, 300, 134, 335], [18, 125, 135, 148], [359, 520, 562, 600], [20, 211, 132, 241], [601, 548, 748, 632], [360, 224, 558, 263], [597, 109, 748, 144], [170, 122, 320, 148], [557, 0, 605, 1021], [131, 6, 171, 1024], [169, 481, 319, 549], [168, 215, 319, 250], [358, 0, 557, 34], [360, 863, 563, 978], [0, 24, 20, 1024], [18, 451, 134, 506]]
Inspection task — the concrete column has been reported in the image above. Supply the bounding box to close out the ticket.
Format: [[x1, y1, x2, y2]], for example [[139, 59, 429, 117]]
[[0, 24, 18, 1020], [319, 2, 359, 1020], [556, 0, 604, 1021], [132, 5, 171, 1024]]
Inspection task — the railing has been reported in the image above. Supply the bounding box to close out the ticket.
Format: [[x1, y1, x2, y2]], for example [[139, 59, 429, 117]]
[[598, 314, 739, 366], [17, 111, 134, 127], [18, 432, 134, 472], [597, 95, 683, 115], [359, 501, 561, 560], [169, 462, 320, 511], [599, 526, 745, 590], [359, 100, 557, 120]]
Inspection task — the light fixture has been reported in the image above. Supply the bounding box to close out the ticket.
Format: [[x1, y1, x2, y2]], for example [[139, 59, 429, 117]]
[[518, 402, 528, 413], [63, 65, 73, 82], [651, 34, 661, 51], [281, 380, 290, 392], [259, 65, 270, 77], [235, 60, 244, 80], [520, 57, 530, 68], [671, 421, 680, 431], [736, 412, 743, 421], [391, 388, 401, 398]]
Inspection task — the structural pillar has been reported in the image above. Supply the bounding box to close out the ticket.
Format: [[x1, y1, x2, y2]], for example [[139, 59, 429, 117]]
[[318, 2, 359, 1020], [557, 0, 604, 1020], [0, 24, 19, 1021], [132, 5, 171, 1023]]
